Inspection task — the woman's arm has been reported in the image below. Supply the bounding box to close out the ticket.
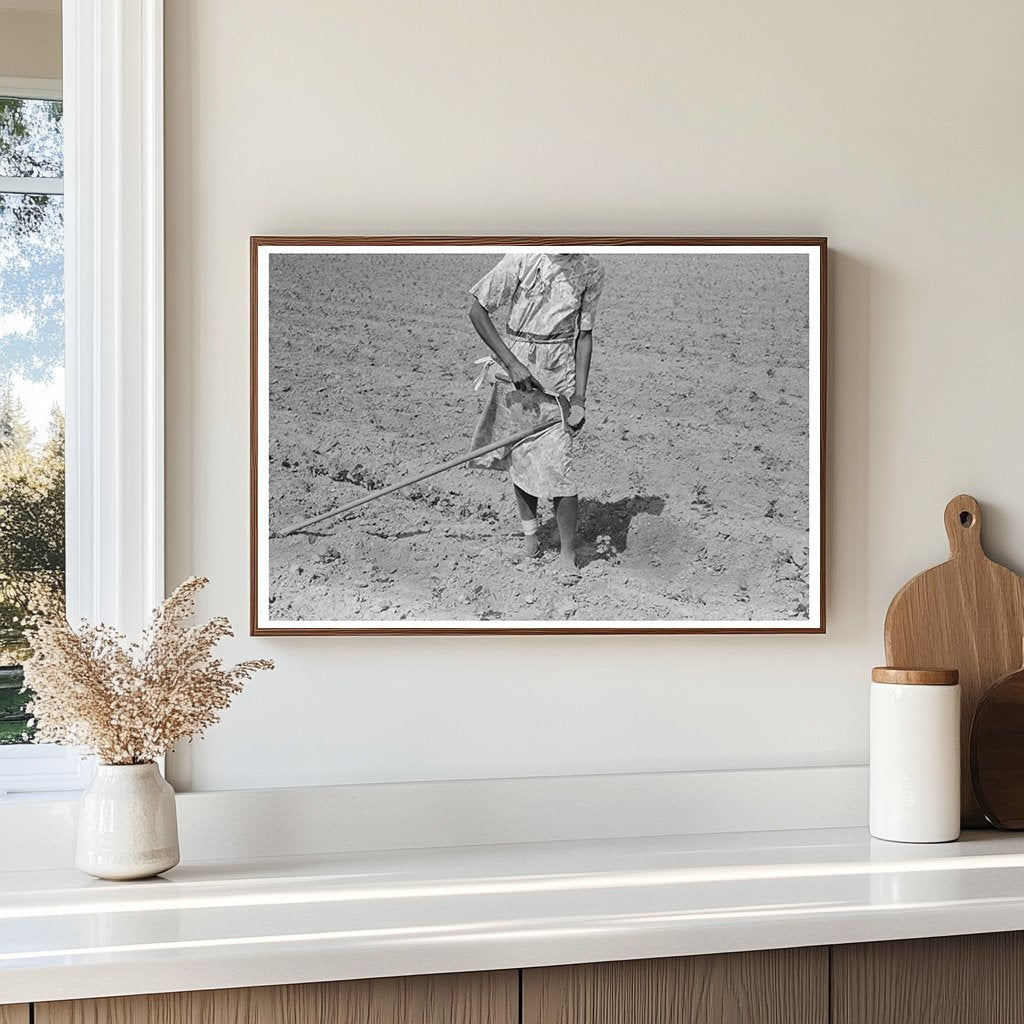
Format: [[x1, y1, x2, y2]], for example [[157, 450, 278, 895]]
[[567, 330, 593, 432], [574, 330, 593, 401], [468, 298, 538, 390]]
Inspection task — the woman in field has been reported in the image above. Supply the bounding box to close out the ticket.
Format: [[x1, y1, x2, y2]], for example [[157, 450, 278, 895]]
[[468, 252, 605, 578]]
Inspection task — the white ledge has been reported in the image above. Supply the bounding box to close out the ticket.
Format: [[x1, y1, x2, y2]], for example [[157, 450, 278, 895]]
[[0, 767, 868, 869], [5, 826, 1024, 1004]]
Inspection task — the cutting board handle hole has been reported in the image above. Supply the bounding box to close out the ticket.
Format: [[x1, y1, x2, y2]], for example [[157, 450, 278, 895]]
[[943, 495, 982, 554]]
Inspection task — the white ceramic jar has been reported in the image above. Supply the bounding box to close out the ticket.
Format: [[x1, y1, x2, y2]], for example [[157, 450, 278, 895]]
[[870, 667, 960, 843], [76, 762, 180, 880]]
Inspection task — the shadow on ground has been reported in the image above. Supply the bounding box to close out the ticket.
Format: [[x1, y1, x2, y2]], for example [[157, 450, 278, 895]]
[[535, 493, 667, 563]]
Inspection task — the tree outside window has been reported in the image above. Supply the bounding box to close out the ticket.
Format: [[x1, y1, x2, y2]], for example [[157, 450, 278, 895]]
[[0, 94, 65, 744]]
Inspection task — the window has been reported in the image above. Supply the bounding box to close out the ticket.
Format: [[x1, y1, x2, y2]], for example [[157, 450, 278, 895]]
[[0, 87, 65, 734], [0, 79, 82, 795], [0, 5, 166, 798]]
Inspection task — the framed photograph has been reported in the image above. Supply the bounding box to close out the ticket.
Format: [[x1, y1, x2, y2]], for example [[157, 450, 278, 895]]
[[251, 236, 826, 635]]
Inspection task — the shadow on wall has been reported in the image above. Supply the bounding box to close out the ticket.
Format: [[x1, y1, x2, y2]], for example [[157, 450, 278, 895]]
[[827, 249, 871, 634]]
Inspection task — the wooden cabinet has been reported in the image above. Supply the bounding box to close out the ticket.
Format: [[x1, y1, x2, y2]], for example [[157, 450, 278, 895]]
[[13, 933, 1024, 1024], [522, 948, 828, 1024], [832, 932, 1024, 1024], [34, 971, 517, 1024]]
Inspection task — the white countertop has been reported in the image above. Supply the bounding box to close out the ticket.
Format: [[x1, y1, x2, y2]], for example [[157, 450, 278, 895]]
[[4, 826, 1024, 1004]]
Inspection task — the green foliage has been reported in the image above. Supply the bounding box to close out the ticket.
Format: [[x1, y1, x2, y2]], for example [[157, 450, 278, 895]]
[[0, 665, 29, 743], [0, 97, 62, 178], [0, 393, 65, 743]]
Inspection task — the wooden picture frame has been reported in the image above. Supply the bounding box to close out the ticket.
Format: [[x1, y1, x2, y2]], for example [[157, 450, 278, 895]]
[[251, 236, 827, 635]]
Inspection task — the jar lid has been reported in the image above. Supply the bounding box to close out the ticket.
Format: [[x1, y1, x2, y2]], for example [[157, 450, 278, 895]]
[[871, 667, 959, 686]]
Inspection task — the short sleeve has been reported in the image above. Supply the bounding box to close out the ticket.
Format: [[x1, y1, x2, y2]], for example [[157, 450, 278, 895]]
[[578, 265, 605, 332], [469, 254, 521, 312]]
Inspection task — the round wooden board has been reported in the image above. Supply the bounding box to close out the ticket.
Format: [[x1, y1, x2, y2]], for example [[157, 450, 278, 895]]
[[971, 663, 1024, 829]]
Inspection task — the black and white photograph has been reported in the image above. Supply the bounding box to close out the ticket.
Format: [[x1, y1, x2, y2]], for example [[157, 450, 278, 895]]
[[251, 238, 825, 634]]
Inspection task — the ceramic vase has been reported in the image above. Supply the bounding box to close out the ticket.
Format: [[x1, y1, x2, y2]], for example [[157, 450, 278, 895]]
[[76, 762, 180, 880]]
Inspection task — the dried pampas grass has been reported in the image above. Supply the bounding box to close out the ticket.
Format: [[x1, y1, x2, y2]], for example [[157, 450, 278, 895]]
[[23, 577, 273, 765]]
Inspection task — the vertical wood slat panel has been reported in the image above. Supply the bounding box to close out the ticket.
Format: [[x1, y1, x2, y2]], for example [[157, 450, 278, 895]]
[[0, 1006, 30, 1024], [832, 932, 1024, 1024], [522, 948, 828, 1024], [35, 970, 518, 1024]]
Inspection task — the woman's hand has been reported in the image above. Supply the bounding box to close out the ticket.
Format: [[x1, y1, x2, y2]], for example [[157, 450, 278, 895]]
[[470, 299, 539, 391], [567, 395, 586, 434], [506, 358, 540, 391]]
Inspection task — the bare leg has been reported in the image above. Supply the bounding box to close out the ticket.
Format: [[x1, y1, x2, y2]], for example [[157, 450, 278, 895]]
[[514, 484, 541, 558], [553, 494, 579, 574]]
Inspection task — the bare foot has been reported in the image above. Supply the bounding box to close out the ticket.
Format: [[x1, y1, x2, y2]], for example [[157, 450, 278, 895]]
[[555, 553, 580, 583], [524, 533, 541, 559]]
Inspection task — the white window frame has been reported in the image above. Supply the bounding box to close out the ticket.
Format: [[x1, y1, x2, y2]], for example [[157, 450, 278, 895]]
[[0, 0, 165, 797], [0, 77, 61, 102]]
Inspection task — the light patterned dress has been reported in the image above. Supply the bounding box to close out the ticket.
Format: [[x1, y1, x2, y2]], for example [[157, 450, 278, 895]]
[[469, 253, 605, 498]]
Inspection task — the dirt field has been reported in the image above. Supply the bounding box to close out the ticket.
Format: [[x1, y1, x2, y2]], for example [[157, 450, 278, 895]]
[[265, 251, 811, 624]]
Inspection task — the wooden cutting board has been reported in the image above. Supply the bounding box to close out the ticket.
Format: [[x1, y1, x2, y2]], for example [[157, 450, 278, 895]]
[[884, 494, 1024, 826]]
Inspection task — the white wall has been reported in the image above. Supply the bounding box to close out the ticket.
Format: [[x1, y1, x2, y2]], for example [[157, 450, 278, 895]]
[[164, 1, 1024, 792]]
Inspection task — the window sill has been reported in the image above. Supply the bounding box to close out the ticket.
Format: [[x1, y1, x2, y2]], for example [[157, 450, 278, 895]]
[[0, 745, 94, 799], [0, 789, 86, 804]]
